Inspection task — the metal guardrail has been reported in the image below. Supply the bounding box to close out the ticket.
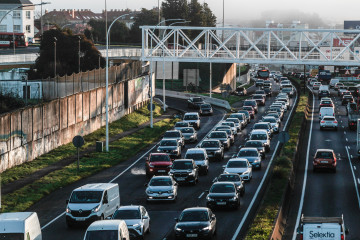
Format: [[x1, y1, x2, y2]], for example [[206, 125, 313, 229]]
[[0, 48, 142, 65]]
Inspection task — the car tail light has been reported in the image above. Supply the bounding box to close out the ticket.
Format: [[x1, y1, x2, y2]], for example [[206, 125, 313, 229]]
[[300, 234, 303, 240], [341, 234, 344, 240], [334, 121, 338, 123], [321, 121, 325, 123], [333, 113, 335, 116]]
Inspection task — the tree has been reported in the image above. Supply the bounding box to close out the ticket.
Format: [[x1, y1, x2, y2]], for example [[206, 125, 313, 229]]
[[201, 3, 216, 27], [130, 8, 158, 44], [88, 19, 130, 44], [29, 28, 105, 79], [161, 0, 189, 22]]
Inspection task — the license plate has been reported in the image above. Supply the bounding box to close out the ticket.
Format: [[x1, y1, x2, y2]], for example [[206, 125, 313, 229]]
[[177, 178, 185, 181], [186, 234, 198, 237], [76, 218, 86, 221], [216, 202, 227, 205], [158, 170, 166, 173], [208, 153, 214, 156], [321, 161, 328, 163]]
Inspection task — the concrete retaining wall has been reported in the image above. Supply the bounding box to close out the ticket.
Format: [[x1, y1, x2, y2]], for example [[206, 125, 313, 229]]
[[0, 74, 153, 172], [155, 89, 231, 110]]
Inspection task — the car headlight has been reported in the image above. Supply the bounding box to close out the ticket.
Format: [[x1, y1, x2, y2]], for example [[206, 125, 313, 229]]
[[189, 171, 195, 176], [175, 227, 182, 232], [91, 205, 100, 213], [242, 170, 250, 175], [66, 207, 71, 213], [133, 224, 141, 230], [172, 150, 178, 153], [224, 170, 229, 174], [206, 196, 214, 201], [358, 150, 360, 154], [190, 135, 194, 138], [169, 171, 174, 176], [167, 189, 174, 194], [149, 164, 154, 168], [229, 196, 237, 201], [254, 159, 260, 163], [202, 226, 210, 231], [147, 190, 154, 194], [157, 149, 161, 152]]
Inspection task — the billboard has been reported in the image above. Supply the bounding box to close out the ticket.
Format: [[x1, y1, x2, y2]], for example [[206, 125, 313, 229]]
[[344, 21, 360, 34], [320, 47, 350, 61], [333, 38, 353, 47]]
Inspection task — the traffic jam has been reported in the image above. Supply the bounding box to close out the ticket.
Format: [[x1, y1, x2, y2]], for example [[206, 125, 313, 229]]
[[58, 68, 298, 240]]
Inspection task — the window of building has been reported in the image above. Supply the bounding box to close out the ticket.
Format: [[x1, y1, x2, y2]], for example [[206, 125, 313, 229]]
[[26, 11, 31, 19], [13, 25, 21, 32], [26, 25, 31, 33], [0, 25, 6, 32], [13, 11, 21, 19], [0, 11, 6, 20]]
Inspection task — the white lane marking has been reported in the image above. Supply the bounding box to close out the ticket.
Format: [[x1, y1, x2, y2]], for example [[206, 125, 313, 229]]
[[232, 89, 298, 240], [198, 192, 205, 199], [358, 178, 360, 185], [41, 107, 228, 230], [348, 146, 351, 150], [342, 126, 345, 128], [346, 138, 349, 142], [345, 146, 360, 209], [351, 155, 354, 159], [354, 166, 357, 170], [292, 86, 314, 240], [344, 131, 346, 135]]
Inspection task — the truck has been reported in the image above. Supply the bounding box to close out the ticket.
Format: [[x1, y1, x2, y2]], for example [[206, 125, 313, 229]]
[[318, 70, 332, 84], [347, 102, 360, 130], [297, 214, 348, 240], [0, 212, 42, 240]]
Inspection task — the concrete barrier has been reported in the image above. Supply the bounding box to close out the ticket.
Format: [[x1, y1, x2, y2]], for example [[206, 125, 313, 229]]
[[155, 89, 231, 110]]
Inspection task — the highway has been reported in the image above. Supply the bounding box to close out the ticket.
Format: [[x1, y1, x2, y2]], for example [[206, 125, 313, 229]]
[[284, 87, 360, 240], [26, 80, 297, 240]]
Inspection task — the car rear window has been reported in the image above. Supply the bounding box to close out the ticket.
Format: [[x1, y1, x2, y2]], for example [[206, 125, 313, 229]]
[[315, 151, 334, 159]]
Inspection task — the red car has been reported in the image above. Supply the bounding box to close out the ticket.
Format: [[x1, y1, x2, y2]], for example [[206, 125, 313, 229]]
[[145, 153, 173, 178], [241, 106, 255, 118], [313, 149, 337, 172]]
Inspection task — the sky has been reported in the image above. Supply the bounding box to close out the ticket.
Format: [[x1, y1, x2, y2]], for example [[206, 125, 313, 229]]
[[32, 0, 360, 26]]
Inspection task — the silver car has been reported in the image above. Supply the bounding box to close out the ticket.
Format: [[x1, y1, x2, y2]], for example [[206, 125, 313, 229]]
[[320, 116, 338, 131], [157, 139, 182, 159], [208, 131, 230, 150], [236, 147, 262, 170], [174, 121, 190, 131], [145, 176, 178, 202], [223, 158, 253, 181], [262, 116, 280, 133], [226, 118, 242, 132], [179, 127, 198, 142], [163, 130, 185, 148]]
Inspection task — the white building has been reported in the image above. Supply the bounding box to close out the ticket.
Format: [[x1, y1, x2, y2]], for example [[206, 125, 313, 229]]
[[0, 0, 35, 43]]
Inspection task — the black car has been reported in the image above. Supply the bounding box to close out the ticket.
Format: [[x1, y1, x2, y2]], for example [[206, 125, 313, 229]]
[[234, 86, 247, 96], [252, 94, 265, 106], [216, 174, 245, 196], [174, 207, 217, 240], [188, 97, 205, 109], [206, 182, 240, 209], [200, 140, 224, 161], [263, 87, 272, 97], [169, 159, 199, 185], [318, 90, 330, 99], [342, 95, 354, 105], [199, 103, 213, 116]]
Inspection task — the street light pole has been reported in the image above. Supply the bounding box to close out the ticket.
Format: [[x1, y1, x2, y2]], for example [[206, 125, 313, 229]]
[[54, 37, 57, 77], [78, 36, 81, 73], [222, 0, 225, 42], [105, 14, 130, 152]]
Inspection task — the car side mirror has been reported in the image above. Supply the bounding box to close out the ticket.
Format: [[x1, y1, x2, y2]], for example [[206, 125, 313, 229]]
[[143, 215, 149, 219], [205, 190, 209, 193], [211, 215, 216, 221], [144, 157, 149, 162], [174, 182, 178, 186], [345, 228, 349, 234], [232, 154, 237, 158], [144, 183, 148, 187], [66, 199, 69, 204], [103, 198, 108, 204], [222, 165, 226, 168], [174, 218, 179, 222]]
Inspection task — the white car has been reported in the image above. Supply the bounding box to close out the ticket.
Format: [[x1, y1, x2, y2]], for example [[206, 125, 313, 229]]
[[112, 205, 150, 239], [313, 82, 321, 90], [320, 116, 338, 130], [226, 118, 242, 132], [145, 176, 178, 202], [183, 112, 201, 129], [220, 121, 237, 135], [223, 158, 253, 181]]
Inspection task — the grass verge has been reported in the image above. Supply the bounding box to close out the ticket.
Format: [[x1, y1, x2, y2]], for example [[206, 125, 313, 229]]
[[1, 118, 177, 213], [245, 92, 308, 239], [1, 105, 163, 186]]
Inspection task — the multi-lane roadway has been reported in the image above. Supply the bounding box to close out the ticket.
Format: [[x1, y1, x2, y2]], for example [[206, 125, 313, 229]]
[[26, 80, 297, 240]]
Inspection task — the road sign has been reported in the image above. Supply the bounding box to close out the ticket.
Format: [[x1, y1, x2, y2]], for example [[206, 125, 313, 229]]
[[278, 131, 290, 144], [72, 135, 84, 148], [147, 103, 156, 111], [345, 70, 351, 75]]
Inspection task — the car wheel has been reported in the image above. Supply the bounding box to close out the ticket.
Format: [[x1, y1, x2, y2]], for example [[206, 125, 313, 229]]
[[333, 168, 337, 173]]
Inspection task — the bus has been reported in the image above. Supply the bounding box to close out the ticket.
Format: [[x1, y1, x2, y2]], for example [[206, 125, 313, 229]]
[[0, 32, 28, 47], [257, 69, 270, 80]]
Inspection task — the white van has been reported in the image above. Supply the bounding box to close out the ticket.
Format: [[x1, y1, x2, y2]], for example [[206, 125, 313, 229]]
[[319, 107, 335, 120], [66, 183, 120, 227], [0, 212, 42, 240], [330, 79, 340, 88], [319, 85, 329, 92], [83, 220, 129, 240]]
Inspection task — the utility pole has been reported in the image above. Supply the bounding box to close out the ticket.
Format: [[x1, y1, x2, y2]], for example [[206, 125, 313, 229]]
[[222, 0, 225, 42], [78, 36, 81, 73], [40, 0, 43, 36], [54, 37, 57, 77], [158, 0, 161, 24], [304, 65, 306, 94]]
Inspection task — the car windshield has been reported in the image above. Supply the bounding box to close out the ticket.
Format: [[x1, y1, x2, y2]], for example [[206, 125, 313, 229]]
[[323, 117, 335, 121], [321, 101, 332, 104], [180, 128, 194, 133], [245, 141, 262, 147], [201, 104, 211, 109], [282, 88, 292, 92], [230, 114, 244, 120], [186, 153, 205, 160], [253, 96, 263, 99], [150, 155, 170, 162], [242, 107, 253, 111], [263, 118, 276, 123], [255, 91, 265, 94], [85, 230, 119, 240], [218, 174, 241, 182], [193, 98, 203, 103], [254, 124, 269, 129], [150, 178, 173, 186], [210, 132, 226, 138], [184, 115, 198, 120], [179, 211, 209, 222], [160, 140, 177, 146], [172, 161, 193, 170], [222, 122, 234, 127], [210, 184, 235, 193], [251, 133, 267, 140], [238, 150, 258, 157], [238, 111, 249, 116], [227, 161, 247, 168], [201, 141, 219, 148], [315, 151, 333, 159], [70, 191, 103, 203], [175, 122, 188, 128], [244, 101, 256, 106], [113, 209, 141, 219], [164, 132, 180, 138]]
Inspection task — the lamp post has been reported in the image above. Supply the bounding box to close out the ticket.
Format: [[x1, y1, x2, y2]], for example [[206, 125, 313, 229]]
[[78, 36, 81, 73], [105, 13, 130, 152], [7, 13, 16, 55], [222, 0, 225, 42], [54, 37, 57, 77], [161, 20, 190, 112], [98, 53, 101, 69]]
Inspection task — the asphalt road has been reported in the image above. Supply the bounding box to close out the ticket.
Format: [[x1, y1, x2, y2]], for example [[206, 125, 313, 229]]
[[284, 87, 360, 240], [28, 80, 297, 240]]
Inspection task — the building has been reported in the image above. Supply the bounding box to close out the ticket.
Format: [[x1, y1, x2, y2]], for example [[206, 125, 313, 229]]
[[0, 0, 35, 42]]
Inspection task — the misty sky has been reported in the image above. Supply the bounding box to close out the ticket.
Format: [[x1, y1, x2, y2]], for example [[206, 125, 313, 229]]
[[32, 0, 360, 25]]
